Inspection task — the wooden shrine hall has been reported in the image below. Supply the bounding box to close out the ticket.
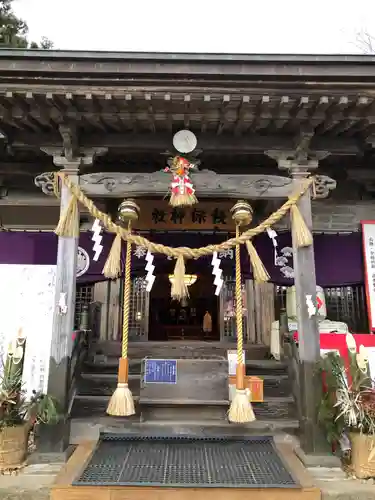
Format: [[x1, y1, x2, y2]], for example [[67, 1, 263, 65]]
[[1, 50, 375, 499]]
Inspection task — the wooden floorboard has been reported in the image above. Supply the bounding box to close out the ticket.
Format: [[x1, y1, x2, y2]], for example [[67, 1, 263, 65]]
[[50, 441, 321, 500]]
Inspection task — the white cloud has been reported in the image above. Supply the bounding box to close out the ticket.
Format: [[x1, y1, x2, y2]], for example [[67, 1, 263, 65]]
[[12, 0, 375, 53]]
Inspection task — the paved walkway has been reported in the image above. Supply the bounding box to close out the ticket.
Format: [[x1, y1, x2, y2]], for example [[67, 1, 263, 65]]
[[310, 467, 375, 500], [0, 463, 61, 500]]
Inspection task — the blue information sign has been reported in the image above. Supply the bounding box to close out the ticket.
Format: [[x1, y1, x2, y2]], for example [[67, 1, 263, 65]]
[[144, 359, 177, 384]]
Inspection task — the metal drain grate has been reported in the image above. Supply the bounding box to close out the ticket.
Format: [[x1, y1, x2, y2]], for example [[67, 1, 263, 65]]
[[74, 434, 298, 488]]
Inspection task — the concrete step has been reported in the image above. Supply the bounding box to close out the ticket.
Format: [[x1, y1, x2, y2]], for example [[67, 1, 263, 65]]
[[70, 394, 296, 420], [77, 372, 292, 398], [69, 417, 300, 444]]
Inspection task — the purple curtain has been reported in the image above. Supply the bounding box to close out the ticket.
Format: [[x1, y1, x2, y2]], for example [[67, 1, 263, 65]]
[[0, 230, 364, 287]]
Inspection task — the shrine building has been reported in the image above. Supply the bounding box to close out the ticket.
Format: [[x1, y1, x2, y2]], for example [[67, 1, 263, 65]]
[[0, 49, 375, 498]]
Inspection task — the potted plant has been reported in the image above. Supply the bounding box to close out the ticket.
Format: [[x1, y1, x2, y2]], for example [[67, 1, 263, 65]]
[[0, 336, 59, 469], [0, 372, 59, 469], [318, 334, 375, 479]]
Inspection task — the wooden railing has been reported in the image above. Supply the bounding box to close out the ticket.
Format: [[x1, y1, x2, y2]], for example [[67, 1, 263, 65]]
[[66, 329, 89, 415], [284, 336, 302, 425], [66, 302, 102, 415]]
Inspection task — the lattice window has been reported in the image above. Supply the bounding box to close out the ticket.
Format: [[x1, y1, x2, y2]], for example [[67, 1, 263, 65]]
[[127, 277, 149, 338], [274, 284, 369, 333], [75, 284, 94, 329], [325, 285, 368, 333]]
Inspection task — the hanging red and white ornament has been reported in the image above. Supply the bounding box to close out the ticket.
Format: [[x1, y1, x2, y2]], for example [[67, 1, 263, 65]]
[[164, 156, 198, 207]]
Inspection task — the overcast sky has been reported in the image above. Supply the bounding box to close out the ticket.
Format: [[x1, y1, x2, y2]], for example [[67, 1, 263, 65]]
[[12, 0, 375, 53]]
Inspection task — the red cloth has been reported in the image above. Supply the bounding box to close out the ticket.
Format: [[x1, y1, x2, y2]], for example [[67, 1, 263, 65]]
[[293, 332, 375, 368]]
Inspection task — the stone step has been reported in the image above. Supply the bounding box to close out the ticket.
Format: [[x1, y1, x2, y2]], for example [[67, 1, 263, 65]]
[[90, 341, 270, 361], [83, 358, 289, 376], [77, 373, 141, 396], [70, 394, 296, 420], [77, 372, 292, 398], [245, 360, 289, 376], [70, 396, 141, 421], [141, 400, 228, 423], [69, 417, 300, 445]]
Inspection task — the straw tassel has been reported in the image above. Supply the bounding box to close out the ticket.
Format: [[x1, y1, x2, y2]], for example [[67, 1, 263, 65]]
[[171, 254, 189, 301], [228, 224, 256, 424], [290, 204, 313, 248], [245, 240, 269, 283], [170, 191, 198, 207], [106, 358, 134, 417], [55, 195, 80, 238], [103, 234, 122, 279], [107, 225, 135, 417]]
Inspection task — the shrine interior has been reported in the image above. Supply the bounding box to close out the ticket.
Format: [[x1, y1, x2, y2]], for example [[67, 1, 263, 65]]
[[148, 273, 220, 342]]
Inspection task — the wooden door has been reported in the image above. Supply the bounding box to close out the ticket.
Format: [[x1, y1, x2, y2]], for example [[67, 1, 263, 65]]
[[244, 280, 275, 346]]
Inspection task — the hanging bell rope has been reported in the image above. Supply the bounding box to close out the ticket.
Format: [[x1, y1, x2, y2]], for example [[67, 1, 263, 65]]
[[228, 202, 256, 424], [107, 200, 140, 417], [53, 173, 314, 258]]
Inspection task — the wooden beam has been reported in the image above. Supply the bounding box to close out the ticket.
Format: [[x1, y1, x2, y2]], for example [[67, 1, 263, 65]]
[[216, 95, 231, 135], [0, 163, 50, 175], [273, 95, 291, 130], [293, 126, 314, 161], [12, 131, 360, 155], [2, 52, 375, 88], [34, 170, 336, 200], [234, 95, 250, 135], [59, 123, 79, 161], [183, 94, 192, 129], [0, 192, 60, 206]]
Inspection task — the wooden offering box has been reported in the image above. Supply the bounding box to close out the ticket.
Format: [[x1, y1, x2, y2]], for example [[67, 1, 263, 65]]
[[228, 375, 264, 402]]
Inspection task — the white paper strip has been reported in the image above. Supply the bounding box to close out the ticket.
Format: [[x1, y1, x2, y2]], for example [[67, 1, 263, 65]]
[[145, 251, 155, 292], [91, 219, 103, 261], [211, 251, 223, 295], [305, 294, 316, 318]]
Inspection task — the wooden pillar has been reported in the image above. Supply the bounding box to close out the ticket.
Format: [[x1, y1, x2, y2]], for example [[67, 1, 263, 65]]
[[267, 152, 328, 454], [49, 159, 80, 404], [35, 148, 105, 459], [289, 165, 325, 453]]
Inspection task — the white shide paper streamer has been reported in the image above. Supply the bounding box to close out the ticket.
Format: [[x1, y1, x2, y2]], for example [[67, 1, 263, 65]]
[[211, 251, 223, 296], [145, 251, 156, 292], [91, 219, 103, 262]]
